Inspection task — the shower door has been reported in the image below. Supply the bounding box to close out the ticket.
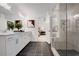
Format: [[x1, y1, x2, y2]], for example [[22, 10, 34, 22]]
[[51, 3, 79, 56], [51, 3, 67, 56], [66, 3, 79, 56]]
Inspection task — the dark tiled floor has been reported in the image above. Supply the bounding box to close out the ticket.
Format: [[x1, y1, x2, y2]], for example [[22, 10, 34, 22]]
[[57, 49, 79, 56], [17, 42, 53, 56]]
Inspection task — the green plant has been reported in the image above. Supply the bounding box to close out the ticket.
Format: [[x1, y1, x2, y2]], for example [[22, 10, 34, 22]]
[[7, 21, 14, 30], [15, 22, 22, 31]]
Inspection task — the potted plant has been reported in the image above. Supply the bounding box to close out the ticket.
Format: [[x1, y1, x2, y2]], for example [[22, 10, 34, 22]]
[[15, 20, 22, 31], [7, 21, 14, 30]]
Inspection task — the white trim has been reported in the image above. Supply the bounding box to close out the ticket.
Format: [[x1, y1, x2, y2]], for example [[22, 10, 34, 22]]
[[51, 47, 60, 56]]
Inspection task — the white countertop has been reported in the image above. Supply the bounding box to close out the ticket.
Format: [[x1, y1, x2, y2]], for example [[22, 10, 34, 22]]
[[0, 30, 32, 35], [0, 31, 14, 35]]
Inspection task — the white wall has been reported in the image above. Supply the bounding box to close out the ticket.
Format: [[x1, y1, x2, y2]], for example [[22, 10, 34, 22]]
[[0, 3, 56, 42], [0, 14, 7, 32]]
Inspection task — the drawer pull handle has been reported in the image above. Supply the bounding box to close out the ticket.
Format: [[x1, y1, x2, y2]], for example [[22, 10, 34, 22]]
[[16, 39, 19, 44], [7, 37, 14, 40]]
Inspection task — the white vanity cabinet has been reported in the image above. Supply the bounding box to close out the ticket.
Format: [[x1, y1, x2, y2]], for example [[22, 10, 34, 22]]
[[15, 32, 32, 55], [0, 32, 33, 56], [0, 34, 16, 56]]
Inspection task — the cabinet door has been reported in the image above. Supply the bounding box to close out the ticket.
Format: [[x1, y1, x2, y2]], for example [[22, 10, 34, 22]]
[[6, 35, 16, 56], [16, 34, 23, 54], [23, 33, 30, 46], [0, 36, 6, 56]]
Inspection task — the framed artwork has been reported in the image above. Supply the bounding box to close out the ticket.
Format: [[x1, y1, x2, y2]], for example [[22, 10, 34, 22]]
[[27, 20, 35, 28]]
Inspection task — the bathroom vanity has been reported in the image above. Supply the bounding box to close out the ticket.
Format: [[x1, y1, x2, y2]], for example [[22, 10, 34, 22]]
[[0, 31, 32, 56]]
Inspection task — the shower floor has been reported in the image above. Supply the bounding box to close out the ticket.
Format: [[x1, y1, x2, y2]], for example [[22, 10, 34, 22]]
[[57, 49, 79, 56]]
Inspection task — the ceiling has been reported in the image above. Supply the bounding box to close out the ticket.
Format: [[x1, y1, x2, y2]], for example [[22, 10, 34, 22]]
[[0, 3, 57, 20], [0, 3, 79, 20]]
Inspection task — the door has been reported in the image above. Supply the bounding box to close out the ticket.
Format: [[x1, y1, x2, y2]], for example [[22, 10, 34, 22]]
[[6, 35, 16, 56]]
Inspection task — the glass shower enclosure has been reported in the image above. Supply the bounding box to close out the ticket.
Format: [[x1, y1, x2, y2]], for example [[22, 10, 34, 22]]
[[51, 3, 79, 56]]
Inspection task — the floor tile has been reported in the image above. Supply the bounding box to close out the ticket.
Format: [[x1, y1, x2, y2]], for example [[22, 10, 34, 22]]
[[17, 42, 53, 56]]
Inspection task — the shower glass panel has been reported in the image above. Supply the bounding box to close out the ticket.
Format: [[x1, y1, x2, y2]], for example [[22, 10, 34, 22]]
[[66, 3, 79, 56], [56, 3, 67, 56], [51, 3, 79, 56], [55, 3, 79, 56], [51, 3, 67, 56]]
